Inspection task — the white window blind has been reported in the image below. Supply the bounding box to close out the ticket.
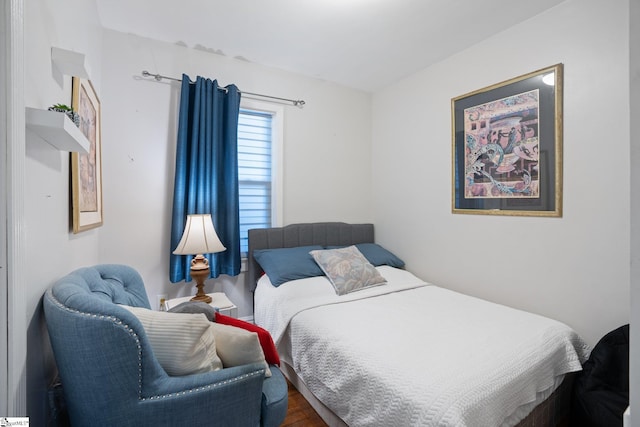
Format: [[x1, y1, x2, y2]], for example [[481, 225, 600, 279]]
[[238, 109, 273, 255]]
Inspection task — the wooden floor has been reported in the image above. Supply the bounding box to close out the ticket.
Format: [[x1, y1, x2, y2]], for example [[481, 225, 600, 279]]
[[282, 380, 327, 427], [281, 380, 572, 427]]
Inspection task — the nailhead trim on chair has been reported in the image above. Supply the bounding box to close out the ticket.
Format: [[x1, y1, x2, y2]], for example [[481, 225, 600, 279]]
[[47, 290, 265, 401], [142, 370, 264, 401]]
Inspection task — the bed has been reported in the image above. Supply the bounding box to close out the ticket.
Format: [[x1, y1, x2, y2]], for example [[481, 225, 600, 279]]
[[248, 222, 590, 427]]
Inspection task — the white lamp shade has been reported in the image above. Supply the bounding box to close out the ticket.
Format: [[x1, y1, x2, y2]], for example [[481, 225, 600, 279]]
[[173, 214, 226, 255]]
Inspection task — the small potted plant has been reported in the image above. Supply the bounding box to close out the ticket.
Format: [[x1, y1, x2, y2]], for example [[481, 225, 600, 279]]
[[48, 103, 80, 127]]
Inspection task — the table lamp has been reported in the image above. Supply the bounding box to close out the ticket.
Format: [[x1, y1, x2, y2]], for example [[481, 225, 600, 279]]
[[173, 214, 226, 304]]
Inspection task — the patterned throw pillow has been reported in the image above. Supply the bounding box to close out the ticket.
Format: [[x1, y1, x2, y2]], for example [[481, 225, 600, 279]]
[[324, 243, 405, 268], [309, 245, 386, 295]]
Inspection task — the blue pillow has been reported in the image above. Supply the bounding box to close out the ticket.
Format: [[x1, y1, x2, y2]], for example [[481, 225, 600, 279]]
[[326, 243, 405, 268], [253, 245, 325, 286]]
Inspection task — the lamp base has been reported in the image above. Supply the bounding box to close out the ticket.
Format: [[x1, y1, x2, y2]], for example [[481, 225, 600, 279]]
[[190, 293, 212, 304], [189, 258, 212, 304]]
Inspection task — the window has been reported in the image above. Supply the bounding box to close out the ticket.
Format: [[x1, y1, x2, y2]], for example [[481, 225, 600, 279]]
[[237, 101, 282, 256]]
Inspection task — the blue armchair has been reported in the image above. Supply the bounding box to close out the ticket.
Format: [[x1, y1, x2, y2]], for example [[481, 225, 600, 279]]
[[43, 264, 287, 427]]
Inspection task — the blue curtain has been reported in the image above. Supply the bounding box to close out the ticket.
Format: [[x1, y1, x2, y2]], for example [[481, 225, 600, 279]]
[[170, 74, 241, 282]]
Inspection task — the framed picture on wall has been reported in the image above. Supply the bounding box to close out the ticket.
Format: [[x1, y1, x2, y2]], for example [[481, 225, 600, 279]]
[[451, 63, 563, 217], [71, 77, 103, 233]]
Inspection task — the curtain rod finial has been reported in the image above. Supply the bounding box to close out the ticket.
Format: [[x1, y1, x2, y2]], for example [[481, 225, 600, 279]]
[[141, 70, 162, 81]]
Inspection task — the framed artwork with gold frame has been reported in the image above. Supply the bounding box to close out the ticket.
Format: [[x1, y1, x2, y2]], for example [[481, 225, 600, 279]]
[[451, 64, 563, 217], [71, 77, 103, 233]]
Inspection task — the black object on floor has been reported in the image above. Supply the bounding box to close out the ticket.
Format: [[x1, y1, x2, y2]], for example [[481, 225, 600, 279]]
[[571, 324, 629, 427]]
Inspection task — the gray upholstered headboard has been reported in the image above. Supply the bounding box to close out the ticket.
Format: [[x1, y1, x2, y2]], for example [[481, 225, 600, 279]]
[[247, 222, 374, 289]]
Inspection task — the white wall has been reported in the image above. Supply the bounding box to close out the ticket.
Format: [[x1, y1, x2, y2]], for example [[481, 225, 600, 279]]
[[372, 0, 629, 348], [23, 0, 103, 424], [99, 30, 373, 317]]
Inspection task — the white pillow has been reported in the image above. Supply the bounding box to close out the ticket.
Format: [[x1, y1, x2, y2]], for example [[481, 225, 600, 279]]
[[210, 323, 272, 377], [120, 305, 223, 376]]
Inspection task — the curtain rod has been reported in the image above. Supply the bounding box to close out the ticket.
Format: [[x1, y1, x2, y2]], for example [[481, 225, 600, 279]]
[[141, 70, 306, 107]]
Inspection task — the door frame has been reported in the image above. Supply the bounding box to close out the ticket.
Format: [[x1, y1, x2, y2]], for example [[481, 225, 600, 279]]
[[1, 0, 27, 416]]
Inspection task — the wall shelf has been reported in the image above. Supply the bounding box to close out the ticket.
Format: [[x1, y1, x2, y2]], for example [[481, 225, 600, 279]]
[[25, 107, 90, 153], [51, 47, 90, 79]]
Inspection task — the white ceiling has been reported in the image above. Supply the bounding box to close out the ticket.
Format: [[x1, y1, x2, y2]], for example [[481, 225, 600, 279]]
[[96, 0, 565, 92]]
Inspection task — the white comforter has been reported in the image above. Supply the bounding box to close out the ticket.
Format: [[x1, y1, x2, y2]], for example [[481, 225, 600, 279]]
[[255, 266, 590, 427]]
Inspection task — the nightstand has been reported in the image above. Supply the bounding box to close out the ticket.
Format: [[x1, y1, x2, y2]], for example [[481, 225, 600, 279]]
[[164, 292, 238, 318]]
